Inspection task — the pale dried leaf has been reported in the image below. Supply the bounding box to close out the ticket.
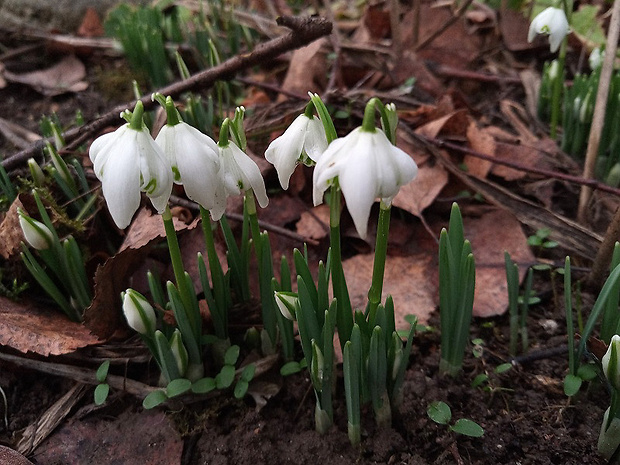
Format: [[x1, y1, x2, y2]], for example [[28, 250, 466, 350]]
[[295, 204, 330, 241], [279, 38, 327, 97], [467, 208, 535, 317], [342, 253, 436, 327], [415, 110, 470, 140], [392, 159, 449, 217], [0, 296, 99, 356], [464, 122, 496, 179], [3, 55, 87, 96]]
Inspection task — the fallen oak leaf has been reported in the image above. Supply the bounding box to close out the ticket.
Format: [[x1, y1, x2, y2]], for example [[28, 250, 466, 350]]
[[0, 296, 99, 356], [3, 55, 88, 96]]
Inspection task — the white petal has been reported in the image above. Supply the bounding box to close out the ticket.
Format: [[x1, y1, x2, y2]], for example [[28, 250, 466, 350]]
[[100, 139, 142, 229], [228, 142, 269, 208], [265, 114, 307, 190], [303, 117, 328, 162], [312, 137, 349, 206], [136, 128, 172, 213], [156, 123, 220, 210]]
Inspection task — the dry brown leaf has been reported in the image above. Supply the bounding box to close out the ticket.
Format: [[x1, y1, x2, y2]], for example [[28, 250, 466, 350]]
[[83, 246, 148, 340], [120, 208, 189, 252], [0, 196, 30, 260], [296, 204, 331, 241], [415, 110, 470, 140], [500, 8, 536, 52], [3, 55, 87, 96], [342, 253, 436, 327], [279, 38, 327, 97], [392, 158, 449, 217], [0, 296, 99, 356], [77, 7, 104, 38], [467, 208, 535, 318], [464, 122, 496, 179]]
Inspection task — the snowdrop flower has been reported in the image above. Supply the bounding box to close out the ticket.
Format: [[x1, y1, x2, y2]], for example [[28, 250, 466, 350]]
[[218, 133, 269, 211], [313, 126, 418, 239], [603, 335, 620, 391], [589, 47, 604, 70], [89, 101, 173, 229], [154, 95, 221, 212], [18, 209, 53, 250], [527, 7, 569, 53], [122, 289, 157, 335], [265, 111, 328, 190]]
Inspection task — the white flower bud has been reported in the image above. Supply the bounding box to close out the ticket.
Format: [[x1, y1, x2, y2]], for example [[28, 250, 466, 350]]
[[603, 335, 620, 390], [274, 291, 298, 321], [122, 289, 156, 335], [18, 209, 53, 250]]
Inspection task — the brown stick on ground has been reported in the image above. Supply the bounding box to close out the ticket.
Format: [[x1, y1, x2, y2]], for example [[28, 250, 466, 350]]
[[1, 15, 333, 171]]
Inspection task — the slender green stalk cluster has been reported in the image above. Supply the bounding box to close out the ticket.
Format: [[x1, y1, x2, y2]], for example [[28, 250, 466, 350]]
[[438, 203, 476, 377], [19, 190, 92, 322]]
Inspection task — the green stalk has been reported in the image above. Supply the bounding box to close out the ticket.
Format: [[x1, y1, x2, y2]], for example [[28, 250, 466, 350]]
[[199, 206, 228, 338], [329, 183, 353, 348], [564, 257, 576, 375], [367, 202, 391, 319], [549, 33, 567, 139]]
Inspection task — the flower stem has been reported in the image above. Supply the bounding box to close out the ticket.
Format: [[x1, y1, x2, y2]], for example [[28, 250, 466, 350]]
[[367, 202, 391, 318], [162, 206, 192, 311], [329, 183, 353, 347], [549, 40, 566, 140], [245, 189, 261, 257]]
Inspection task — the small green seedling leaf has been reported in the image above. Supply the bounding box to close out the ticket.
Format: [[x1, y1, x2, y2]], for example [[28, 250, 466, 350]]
[[450, 418, 484, 437], [427, 401, 451, 425], [216, 365, 235, 389], [192, 377, 216, 394], [143, 390, 168, 409], [280, 361, 303, 376], [577, 363, 598, 381], [224, 345, 240, 366], [494, 363, 512, 374], [563, 374, 582, 397], [471, 373, 488, 388], [166, 378, 192, 398], [234, 380, 249, 399], [240, 364, 256, 383], [96, 361, 110, 383], [94, 383, 109, 405]]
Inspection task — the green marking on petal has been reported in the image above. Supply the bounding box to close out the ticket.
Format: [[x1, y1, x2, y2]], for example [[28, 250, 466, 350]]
[[144, 178, 157, 194], [172, 166, 181, 183]]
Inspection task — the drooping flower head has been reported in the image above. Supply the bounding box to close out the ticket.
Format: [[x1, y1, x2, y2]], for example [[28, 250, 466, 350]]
[[527, 7, 569, 53], [265, 103, 328, 190], [313, 100, 418, 239], [89, 101, 173, 229], [216, 118, 269, 214], [153, 94, 221, 213]]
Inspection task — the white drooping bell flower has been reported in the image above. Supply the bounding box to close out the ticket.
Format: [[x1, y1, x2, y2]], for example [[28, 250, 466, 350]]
[[218, 137, 269, 211], [89, 101, 173, 229], [154, 96, 221, 213], [589, 47, 604, 70], [122, 288, 157, 336], [265, 112, 328, 190], [18, 208, 53, 251], [603, 334, 620, 390], [527, 7, 569, 53], [313, 126, 418, 239]]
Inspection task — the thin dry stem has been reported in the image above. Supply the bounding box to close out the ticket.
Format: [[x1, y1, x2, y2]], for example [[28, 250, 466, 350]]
[[577, 0, 620, 222]]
